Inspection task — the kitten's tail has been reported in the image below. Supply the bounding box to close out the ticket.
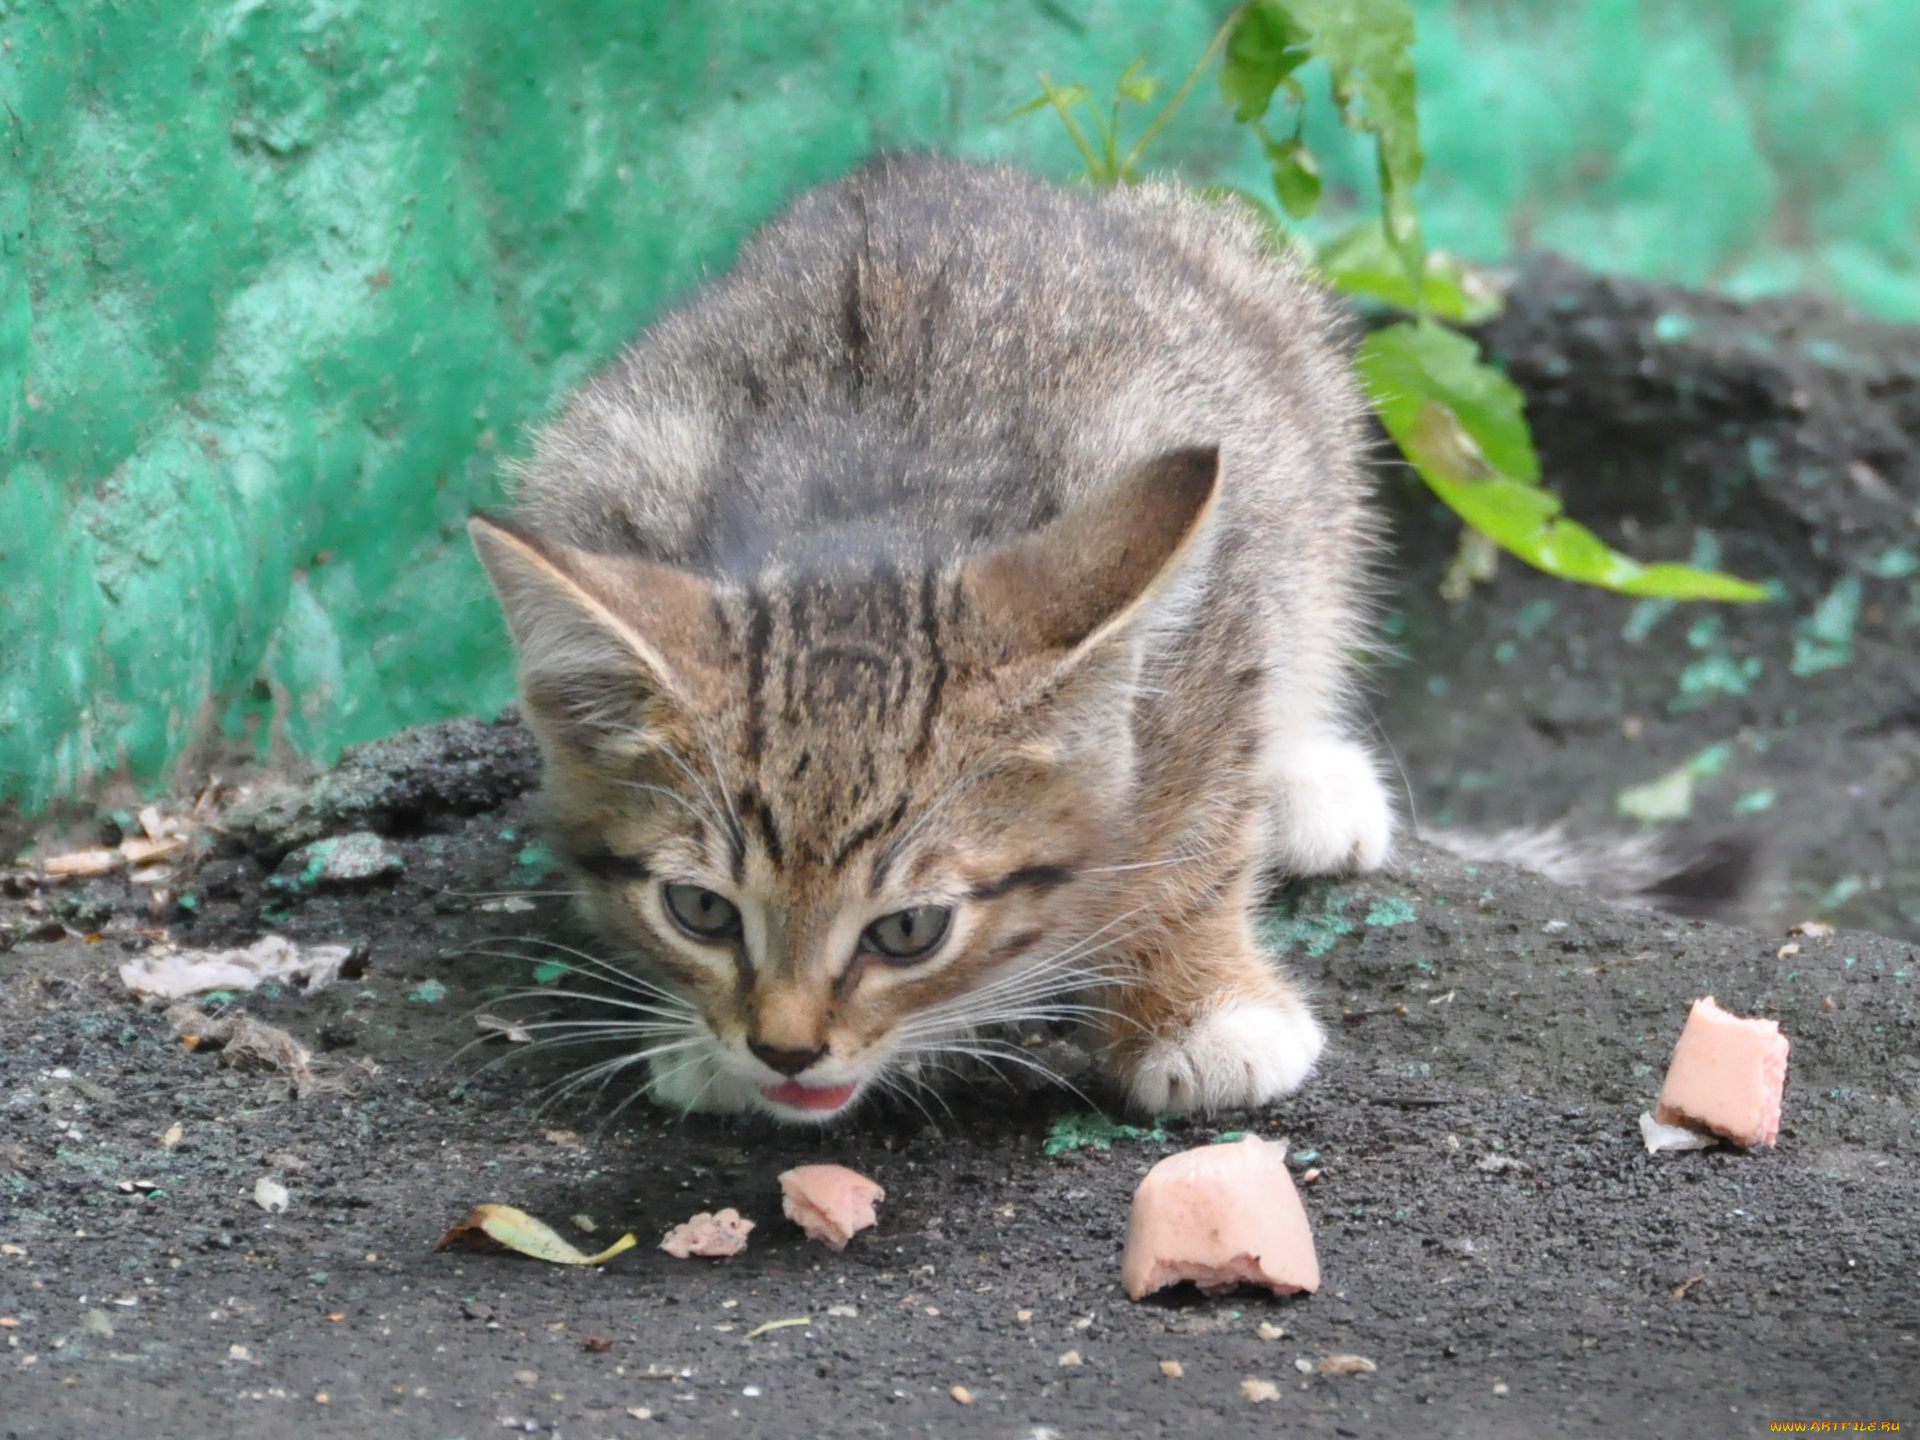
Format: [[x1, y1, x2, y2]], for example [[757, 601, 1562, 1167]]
[[1420, 823, 1760, 923]]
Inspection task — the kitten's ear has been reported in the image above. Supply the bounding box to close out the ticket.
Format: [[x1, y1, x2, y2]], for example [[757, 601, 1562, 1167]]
[[468, 513, 722, 757], [959, 446, 1220, 668]]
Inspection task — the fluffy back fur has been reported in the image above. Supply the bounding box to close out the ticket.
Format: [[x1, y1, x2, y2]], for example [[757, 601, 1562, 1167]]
[[472, 155, 1393, 1122]]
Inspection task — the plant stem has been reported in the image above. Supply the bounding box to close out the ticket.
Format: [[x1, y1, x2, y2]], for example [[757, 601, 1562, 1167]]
[[1122, 3, 1246, 178]]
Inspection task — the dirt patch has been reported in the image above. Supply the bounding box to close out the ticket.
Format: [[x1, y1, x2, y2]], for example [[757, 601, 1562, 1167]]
[[4, 262, 1919, 1437], [1385, 254, 1920, 944]]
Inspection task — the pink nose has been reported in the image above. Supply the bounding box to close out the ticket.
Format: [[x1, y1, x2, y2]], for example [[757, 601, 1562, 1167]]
[[749, 1041, 826, 1077]]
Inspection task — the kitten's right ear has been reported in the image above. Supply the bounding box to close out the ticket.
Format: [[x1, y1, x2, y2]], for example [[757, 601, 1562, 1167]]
[[468, 513, 722, 758]]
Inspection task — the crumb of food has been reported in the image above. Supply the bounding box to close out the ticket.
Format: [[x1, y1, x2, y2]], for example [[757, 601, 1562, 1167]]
[[659, 1208, 754, 1259], [1317, 1353, 1376, 1376], [1653, 996, 1790, 1147], [1121, 1135, 1319, 1301], [777, 1164, 886, 1251]]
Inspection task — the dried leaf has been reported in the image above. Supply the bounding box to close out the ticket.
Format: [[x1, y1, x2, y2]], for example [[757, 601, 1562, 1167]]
[[42, 847, 124, 878], [121, 835, 184, 866], [437, 1203, 638, 1267]]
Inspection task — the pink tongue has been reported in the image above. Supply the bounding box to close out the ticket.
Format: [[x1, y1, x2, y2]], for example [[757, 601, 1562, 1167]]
[[762, 1080, 857, 1111]]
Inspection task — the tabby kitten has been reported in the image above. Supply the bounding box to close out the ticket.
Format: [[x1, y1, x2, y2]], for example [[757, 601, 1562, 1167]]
[[470, 154, 1391, 1122]]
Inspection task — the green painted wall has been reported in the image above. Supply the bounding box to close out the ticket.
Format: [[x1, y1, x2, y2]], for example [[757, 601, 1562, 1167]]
[[5, 0, 1917, 809]]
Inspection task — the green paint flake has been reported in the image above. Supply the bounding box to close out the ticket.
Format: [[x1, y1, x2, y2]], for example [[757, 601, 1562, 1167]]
[[1791, 576, 1861, 677], [1513, 598, 1555, 639], [533, 960, 570, 985], [1264, 890, 1356, 957], [1732, 788, 1776, 815], [1863, 548, 1919, 579], [408, 979, 448, 1004], [1622, 597, 1675, 643], [1685, 614, 1723, 650], [1652, 311, 1696, 343], [1211, 1130, 1249, 1144], [1043, 1112, 1165, 1155], [1673, 652, 1763, 708], [514, 846, 558, 880], [1365, 897, 1418, 927]]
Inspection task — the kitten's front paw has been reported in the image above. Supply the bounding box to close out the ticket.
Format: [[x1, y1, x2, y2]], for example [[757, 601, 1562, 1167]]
[[1124, 1001, 1326, 1115], [646, 1045, 760, 1114], [1268, 734, 1393, 876]]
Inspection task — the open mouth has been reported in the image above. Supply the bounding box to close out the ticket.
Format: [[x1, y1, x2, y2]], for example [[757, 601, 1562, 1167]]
[[759, 1079, 859, 1112]]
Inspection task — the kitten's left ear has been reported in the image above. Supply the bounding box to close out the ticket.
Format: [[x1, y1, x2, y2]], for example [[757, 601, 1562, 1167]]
[[468, 513, 723, 756], [958, 445, 1220, 673]]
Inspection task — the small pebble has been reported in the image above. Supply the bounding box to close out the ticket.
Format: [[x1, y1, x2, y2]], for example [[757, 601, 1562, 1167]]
[[1241, 1378, 1280, 1402], [1159, 1359, 1183, 1378], [1257, 1322, 1285, 1341], [1494, 1381, 1510, 1396], [950, 1385, 974, 1404], [1057, 1349, 1082, 1367]]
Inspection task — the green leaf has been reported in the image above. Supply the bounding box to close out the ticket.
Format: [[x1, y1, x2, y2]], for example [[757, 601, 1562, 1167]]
[[1042, 1112, 1167, 1155], [1311, 221, 1502, 323], [1221, 1, 1313, 122], [1358, 322, 1769, 602], [1264, 135, 1322, 219], [1231, 0, 1425, 284], [1114, 57, 1160, 104]]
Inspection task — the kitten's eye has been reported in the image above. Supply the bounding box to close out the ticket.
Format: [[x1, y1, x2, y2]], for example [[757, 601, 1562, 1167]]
[[662, 883, 743, 942], [861, 906, 952, 962]]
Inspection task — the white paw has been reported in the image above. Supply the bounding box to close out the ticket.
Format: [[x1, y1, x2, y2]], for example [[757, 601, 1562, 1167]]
[[1125, 1002, 1326, 1115], [646, 1044, 761, 1115], [1266, 733, 1393, 876]]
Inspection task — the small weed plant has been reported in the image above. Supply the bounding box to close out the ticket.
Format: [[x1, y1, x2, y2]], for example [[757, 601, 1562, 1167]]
[[1017, 0, 1765, 603]]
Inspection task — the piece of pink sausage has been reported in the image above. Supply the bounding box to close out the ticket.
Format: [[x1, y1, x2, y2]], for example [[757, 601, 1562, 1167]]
[[779, 1164, 886, 1250], [1121, 1135, 1319, 1301], [1655, 996, 1790, 1147]]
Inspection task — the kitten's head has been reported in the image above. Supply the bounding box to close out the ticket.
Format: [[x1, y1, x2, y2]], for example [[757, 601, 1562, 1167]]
[[470, 448, 1217, 1122]]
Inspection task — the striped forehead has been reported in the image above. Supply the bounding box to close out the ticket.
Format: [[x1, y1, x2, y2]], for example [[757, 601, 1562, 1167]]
[[722, 564, 956, 876]]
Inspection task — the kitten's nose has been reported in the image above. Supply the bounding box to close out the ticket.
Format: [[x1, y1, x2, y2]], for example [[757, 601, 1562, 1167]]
[[749, 1040, 827, 1077]]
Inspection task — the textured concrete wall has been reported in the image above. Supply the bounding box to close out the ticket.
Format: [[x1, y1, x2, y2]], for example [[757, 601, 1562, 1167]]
[[5, 0, 1917, 808]]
